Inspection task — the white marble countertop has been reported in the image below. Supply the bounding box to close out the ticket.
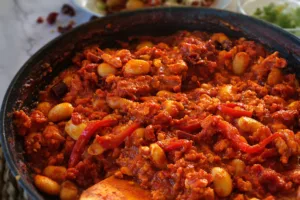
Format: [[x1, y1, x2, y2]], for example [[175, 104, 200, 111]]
[[0, 0, 237, 102]]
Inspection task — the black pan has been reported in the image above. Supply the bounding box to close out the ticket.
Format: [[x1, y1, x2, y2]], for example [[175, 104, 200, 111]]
[[1, 7, 300, 200]]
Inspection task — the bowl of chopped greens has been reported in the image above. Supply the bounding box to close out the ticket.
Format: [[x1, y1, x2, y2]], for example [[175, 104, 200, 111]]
[[237, 0, 300, 36]]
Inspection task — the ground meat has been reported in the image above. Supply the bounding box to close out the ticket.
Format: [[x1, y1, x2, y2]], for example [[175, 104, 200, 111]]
[[115, 76, 152, 98], [30, 110, 47, 124], [152, 75, 182, 92], [272, 110, 298, 126], [274, 129, 300, 163], [271, 84, 296, 99], [13, 31, 300, 199], [13, 110, 31, 136], [73, 159, 102, 188], [259, 169, 292, 193]]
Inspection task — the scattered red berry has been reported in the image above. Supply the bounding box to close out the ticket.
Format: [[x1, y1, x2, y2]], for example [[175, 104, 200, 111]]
[[47, 12, 59, 25], [57, 20, 75, 34], [61, 4, 76, 17], [36, 16, 44, 24]]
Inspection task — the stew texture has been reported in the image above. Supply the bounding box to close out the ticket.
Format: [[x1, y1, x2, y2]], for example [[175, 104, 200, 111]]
[[14, 31, 300, 199]]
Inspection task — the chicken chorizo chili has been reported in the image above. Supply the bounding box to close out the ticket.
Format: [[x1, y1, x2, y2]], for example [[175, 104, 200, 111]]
[[13, 31, 300, 199]]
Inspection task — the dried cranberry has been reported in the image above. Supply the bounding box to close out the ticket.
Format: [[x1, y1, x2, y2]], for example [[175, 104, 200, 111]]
[[57, 20, 75, 34], [51, 81, 68, 98], [36, 16, 44, 24], [47, 12, 58, 25], [61, 4, 76, 17]]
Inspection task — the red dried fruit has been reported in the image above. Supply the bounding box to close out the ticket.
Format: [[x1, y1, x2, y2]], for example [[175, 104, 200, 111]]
[[36, 17, 44, 24], [51, 81, 68, 98], [47, 12, 59, 25], [61, 4, 76, 17], [57, 20, 75, 34]]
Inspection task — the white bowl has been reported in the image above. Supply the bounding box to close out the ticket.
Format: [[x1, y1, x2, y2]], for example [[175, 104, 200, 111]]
[[72, 0, 232, 17], [72, 0, 106, 17], [237, 0, 300, 37]]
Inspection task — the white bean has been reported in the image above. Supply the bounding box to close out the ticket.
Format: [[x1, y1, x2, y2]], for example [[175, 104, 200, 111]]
[[162, 100, 184, 117], [232, 52, 250, 75], [218, 85, 233, 101], [156, 90, 173, 97], [288, 101, 300, 110], [211, 167, 232, 197], [34, 175, 60, 195], [97, 63, 117, 77], [137, 41, 153, 50], [48, 103, 74, 122], [65, 120, 87, 140], [60, 181, 78, 200], [230, 159, 245, 175], [123, 59, 150, 76], [267, 68, 282, 86], [106, 96, 133, 109], [150, 143, 167, 169], [237, 117, 263, 133], [88, 140, 105, 155], [43, 166, 67, 183], [37, 102, 52, 116]]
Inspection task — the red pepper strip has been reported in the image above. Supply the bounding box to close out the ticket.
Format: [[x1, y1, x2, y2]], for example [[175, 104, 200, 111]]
[[176, 130, 196, 140], [68, 119, 118, 168], [158, 139, 192, 151], [176, 123, 202, 132], [217, 120, 281, 154], [96, 122, 140, 149], [223, 102, 246, 108], [218, 104, 252, 118]]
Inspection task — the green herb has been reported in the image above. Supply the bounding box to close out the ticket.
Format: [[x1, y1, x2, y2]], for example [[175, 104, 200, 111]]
[[253, 3, 300, 29], [96, 1, 106, 11]]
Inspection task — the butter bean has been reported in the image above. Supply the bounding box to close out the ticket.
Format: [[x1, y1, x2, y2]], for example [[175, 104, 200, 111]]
[[267, 68, 282, 86], [150, 143, 167, 169], [97, 63, 117, 77], [123, 59, 150, 76], [48, 103, 74, 122], [230, 159, 245, 176], [34, 175, 60, 195], [232, 52, 250, 75], [60, 181, 78, 200], [43, 166, 67, 183], [37, 102, 52, 116], [237, 117, 263, 133], [65, 120, 87, 140], [211, 167, 232, 197], [137, 41, 153, 50]]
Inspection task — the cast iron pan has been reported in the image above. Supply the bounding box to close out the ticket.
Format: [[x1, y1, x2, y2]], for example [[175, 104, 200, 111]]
[[1, 7, 300, 200]]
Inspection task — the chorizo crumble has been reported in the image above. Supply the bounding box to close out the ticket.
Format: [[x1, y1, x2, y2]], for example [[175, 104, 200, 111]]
[[14, 31, 300, 199]]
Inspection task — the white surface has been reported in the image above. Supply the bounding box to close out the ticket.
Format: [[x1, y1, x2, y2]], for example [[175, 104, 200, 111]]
[[0, 0, 237, 102]]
